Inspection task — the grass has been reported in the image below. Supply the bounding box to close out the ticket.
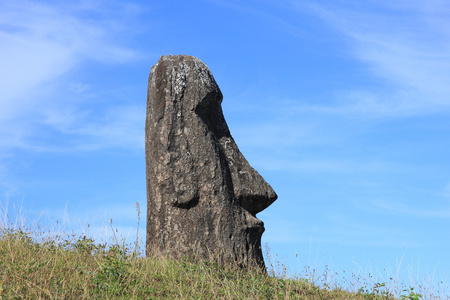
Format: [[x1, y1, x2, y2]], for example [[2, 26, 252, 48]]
[[0, 202, 439, 299], [0, 227, 401, 300]]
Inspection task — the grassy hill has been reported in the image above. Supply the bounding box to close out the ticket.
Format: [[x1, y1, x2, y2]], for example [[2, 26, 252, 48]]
[[0, 226, 419, 300]]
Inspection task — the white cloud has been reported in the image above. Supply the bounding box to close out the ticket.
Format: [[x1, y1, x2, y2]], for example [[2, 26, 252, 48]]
[[295, 0, 450, 115], [0, 0, 144, 152], [0, 0, 148, 197], [39, 104, 146, 152], [371, 199, 450, 219], [0, 1, 137, 102], [0, 197, 144, 249]]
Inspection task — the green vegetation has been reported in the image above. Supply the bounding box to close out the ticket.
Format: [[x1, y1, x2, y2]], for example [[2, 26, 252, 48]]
[[0, 202, 438, 299], [0, 227, 402, 300]]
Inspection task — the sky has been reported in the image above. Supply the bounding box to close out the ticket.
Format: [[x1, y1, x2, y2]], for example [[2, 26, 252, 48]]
[[1, 0, 450, 296]]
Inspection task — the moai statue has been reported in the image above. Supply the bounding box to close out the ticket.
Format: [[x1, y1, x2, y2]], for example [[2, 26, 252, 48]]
[[146, 55, 277, 268]]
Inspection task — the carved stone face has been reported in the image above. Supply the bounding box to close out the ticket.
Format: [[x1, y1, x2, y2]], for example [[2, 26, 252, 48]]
[[146, 55, 277, 268]]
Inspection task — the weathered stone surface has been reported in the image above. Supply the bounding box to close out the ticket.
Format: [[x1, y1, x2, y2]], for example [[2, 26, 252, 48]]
[[145, 55, 277, 268]]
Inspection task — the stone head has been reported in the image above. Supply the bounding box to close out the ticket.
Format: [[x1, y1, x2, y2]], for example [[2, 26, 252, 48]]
[[146, 55, 277, 268]]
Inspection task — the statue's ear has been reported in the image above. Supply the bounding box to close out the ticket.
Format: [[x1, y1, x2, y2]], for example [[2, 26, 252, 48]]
[[160, 120, 199, 210], [167, 169, 199, 209]]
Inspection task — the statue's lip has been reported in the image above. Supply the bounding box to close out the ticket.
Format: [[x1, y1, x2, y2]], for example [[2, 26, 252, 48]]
[[246, 216, 265, 230]]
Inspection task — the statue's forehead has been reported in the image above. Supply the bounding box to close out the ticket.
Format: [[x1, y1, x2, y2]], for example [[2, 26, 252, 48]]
[[154, 55, 221, 109]]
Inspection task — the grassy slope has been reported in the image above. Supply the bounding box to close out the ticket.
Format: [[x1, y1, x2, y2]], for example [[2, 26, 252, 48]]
[[0, 228, 402, 300]]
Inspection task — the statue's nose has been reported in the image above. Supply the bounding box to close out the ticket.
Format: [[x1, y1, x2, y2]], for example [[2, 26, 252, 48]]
[[235, 172, 277, 216], [219, 136, 277, 215]]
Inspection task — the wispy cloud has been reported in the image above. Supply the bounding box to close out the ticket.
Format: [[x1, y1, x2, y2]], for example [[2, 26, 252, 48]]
[[293, 0, 450, 115], [0, 0, 144, 152], [208, 0, 313, 38], [38, 104, 146, 152], [370, 199, 450, 219], [1, 197, 144, 248], [262, 210, 420, 248]]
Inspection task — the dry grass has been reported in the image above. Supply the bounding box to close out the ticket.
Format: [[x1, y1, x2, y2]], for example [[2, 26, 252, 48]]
[[0, 201, 441, 299], [0, 226, 401, 300]]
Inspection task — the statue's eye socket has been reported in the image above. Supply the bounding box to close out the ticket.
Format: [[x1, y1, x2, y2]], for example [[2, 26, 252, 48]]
[[195, 92, 230, 139]]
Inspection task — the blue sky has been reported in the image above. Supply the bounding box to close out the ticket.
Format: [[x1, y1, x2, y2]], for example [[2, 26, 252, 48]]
[[1, 0, 450, 295]]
